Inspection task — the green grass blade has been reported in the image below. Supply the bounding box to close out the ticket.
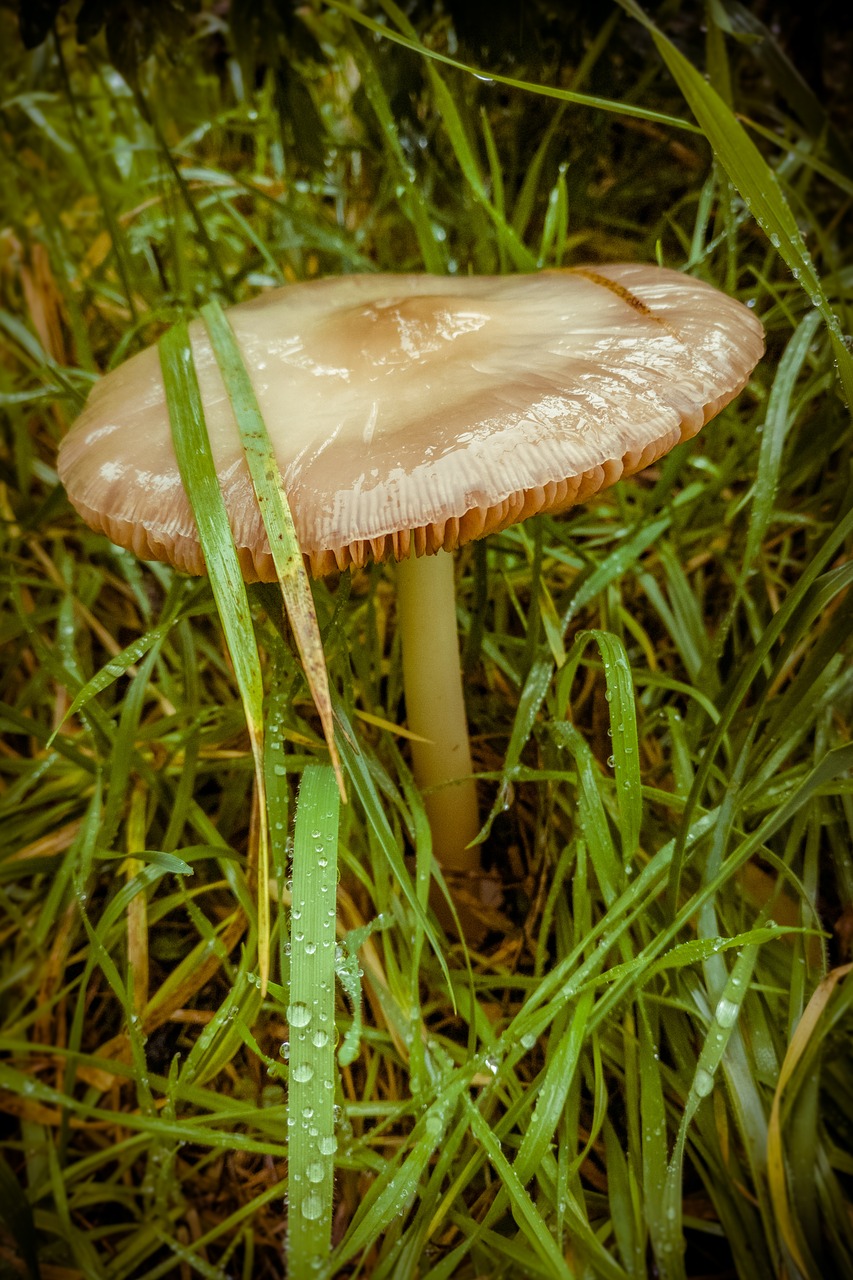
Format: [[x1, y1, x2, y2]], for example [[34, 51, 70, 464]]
[[659, 943, 763, 1276], [346, 23, 447, 274], [286, 763, 340, 1278], [554, 629, 642, 860], [618, 0, 853, 410], [463, 1097, 575, 1280], [159, 321, 272, 990], [49, 622, 171, 732], [743, 309, 822, 572], [329, 0, 701, 134], [553, 723, 621, 902], [514, 989, 595, 1183], [376, 0, 536, 271]]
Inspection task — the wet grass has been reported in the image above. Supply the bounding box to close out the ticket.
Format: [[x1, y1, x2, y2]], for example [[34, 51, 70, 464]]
[[1, 3, 852, 1278]]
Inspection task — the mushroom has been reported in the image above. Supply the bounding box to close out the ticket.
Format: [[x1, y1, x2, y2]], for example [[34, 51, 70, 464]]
[[57, 266, 764, 886]]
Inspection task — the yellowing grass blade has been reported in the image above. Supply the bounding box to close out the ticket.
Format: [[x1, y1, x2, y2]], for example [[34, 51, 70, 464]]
[[768, 962, 853, 1277], [159, 321, 272, 992], [201, 299, 345, 802]]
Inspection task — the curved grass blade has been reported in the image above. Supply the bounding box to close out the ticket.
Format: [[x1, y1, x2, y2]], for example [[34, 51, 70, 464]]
[[514, 989, 594, 1181], [463, 1097, 576, 1280], [201, 299, 344, 800], [49, 622, 171, 734], [617, 0, 853, 410], [345, 22, 447, 275], [659, 943, 762, 1276], [552, 722, 621, 903], [667, 509, 853, 907], [376, 1, 536, 271], [159, 321, 272, 991], [328, 0, 700, 135], [555, 629, 642, 860], [768, 962, 853, 1279], [743, 309, 822, 573]]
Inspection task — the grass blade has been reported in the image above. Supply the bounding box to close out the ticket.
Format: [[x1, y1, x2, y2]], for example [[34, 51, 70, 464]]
[[618, 0, 853, 410], [328, 0, 700, 134], [160, 322, 272, 990], [743, 309, 822, 572], [377, 0, 536, 271], [286, 763, 341, 1278], [201, 299, 344, 799], [768, 962, 853, 1278], [463, 1097, 575, 1280]]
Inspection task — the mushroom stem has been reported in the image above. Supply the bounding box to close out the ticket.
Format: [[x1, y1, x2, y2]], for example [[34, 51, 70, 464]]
[[396, 549, 480, 876]]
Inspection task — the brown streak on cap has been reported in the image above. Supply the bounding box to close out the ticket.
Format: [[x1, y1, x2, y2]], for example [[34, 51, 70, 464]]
[[569, 266, 660, 318]]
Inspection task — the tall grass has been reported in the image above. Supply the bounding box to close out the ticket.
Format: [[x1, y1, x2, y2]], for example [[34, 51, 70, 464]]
[[1, 3, 851, 1278]]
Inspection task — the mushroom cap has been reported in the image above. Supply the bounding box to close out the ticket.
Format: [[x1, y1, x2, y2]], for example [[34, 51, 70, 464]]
[[58, 266, 764, 578]]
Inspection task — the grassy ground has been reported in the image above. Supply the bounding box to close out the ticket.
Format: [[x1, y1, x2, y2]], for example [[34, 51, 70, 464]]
[[1, 2, 852, 1278]]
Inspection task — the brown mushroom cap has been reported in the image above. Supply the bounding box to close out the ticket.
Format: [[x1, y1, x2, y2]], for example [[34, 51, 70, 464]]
[[58, 266, 764, 578]]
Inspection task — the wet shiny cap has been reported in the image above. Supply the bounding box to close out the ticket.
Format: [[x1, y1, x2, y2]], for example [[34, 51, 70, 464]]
[[58, 266, 764, 578]]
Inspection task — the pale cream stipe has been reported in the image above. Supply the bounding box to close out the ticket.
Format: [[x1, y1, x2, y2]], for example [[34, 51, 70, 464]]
[[397, 549, 480, 875]]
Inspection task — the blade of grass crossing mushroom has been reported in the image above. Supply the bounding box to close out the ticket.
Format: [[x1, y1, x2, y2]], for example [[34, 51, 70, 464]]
[[286, 763, 340, 1279], [201, 300, 344, 801], [159, 322, 272, 992]]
